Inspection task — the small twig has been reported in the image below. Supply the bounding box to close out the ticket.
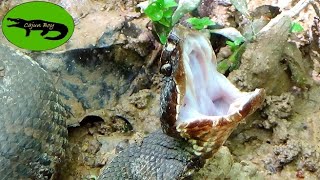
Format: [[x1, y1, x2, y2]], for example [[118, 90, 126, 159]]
[[258, 0, 314, 35], [286, 0, 314, 17], [311, 1, 320, 17], [146, 42, 162, 68]]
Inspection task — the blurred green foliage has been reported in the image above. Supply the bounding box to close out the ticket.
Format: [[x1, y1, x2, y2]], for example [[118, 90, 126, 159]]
[[187, 17, 215, 30]]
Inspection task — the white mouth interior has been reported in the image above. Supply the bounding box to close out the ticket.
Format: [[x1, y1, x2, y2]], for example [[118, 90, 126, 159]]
[[177, 34, 259, 124]]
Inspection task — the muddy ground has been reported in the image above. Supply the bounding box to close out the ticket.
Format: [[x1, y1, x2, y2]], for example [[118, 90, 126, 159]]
[[1, 0, 320, 179]]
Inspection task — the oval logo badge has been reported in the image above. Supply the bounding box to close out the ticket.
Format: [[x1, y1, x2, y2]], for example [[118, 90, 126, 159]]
[[2, 1, 74, 51]]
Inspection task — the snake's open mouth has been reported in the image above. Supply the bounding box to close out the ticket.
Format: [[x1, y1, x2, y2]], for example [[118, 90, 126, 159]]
[[178, 33, 262, 126], [160, 26, 265, 157]]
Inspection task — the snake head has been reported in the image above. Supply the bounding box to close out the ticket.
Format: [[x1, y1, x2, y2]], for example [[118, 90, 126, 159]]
[[160, 25, 265, 158]]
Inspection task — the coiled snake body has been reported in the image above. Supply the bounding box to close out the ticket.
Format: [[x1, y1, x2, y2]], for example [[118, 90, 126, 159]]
[[0, 27, 265, 179], [0, 44, 67, 179]]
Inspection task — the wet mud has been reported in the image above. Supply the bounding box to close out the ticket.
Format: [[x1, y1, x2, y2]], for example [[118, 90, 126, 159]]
[[1, 0, 320, 179]]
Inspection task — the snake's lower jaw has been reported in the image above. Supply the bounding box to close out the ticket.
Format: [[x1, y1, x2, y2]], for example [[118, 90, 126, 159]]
[[161, 26, 266, 158], [177, 89, 265, 157]]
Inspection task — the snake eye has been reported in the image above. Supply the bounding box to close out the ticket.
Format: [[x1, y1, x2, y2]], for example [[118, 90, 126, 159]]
[[160, 63, 172, 76]]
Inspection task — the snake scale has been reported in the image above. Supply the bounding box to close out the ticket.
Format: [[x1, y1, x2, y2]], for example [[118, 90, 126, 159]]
[[0, 26, 265, 179], [0, 43, 67, 179]]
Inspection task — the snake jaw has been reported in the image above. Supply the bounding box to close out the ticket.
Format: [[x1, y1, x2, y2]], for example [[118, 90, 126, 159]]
[[176, 89, 265, 157], [160, 26, 266, 158]]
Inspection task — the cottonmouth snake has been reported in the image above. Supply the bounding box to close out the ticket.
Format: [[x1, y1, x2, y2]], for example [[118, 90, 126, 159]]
[[0, 26, 265, 179]]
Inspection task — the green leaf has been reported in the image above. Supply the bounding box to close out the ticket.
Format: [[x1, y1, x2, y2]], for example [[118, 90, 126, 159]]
[[157, 0, 165, 8], [158, 32, 168, 44], [163, 0, 178, 8], [234, 37, 244, 46], [159, 17, 171, 27], [154, 22, 170, 44], [187, 17, 215, 30], [226, 40, 235, 47], [290, 22, 304, 33], [144, 2, 163, 21], [226, 37, 245, 52], [229, 43, 246, 70], [226, 40, 237, 51], [163, 8, 174, 19], [217, 59, 231, 74]]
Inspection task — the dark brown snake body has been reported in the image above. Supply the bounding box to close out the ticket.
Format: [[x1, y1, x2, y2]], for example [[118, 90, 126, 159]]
[[0, 44, 67, 179]]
